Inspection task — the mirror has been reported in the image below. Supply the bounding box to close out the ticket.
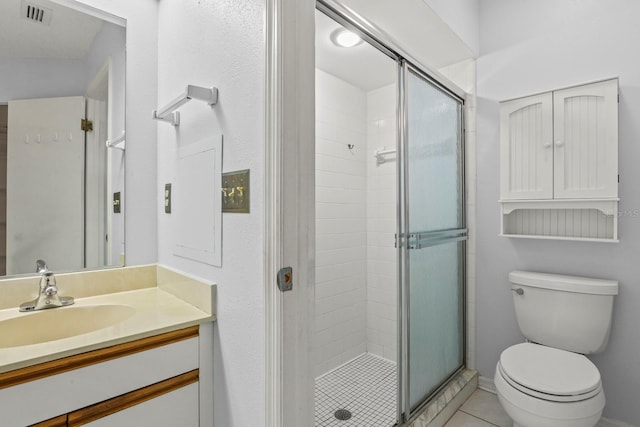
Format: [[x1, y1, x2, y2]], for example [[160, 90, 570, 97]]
[[0, 0, 126, 276]]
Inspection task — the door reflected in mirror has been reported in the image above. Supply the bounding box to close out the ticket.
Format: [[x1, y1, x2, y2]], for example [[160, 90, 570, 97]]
[[0, 0, 126, 276]]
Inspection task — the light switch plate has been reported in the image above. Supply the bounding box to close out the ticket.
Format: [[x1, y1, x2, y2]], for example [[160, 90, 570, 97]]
[[222, 169, 250, 213], [113, 192, 121, 213], [164, 183, 171, 213]]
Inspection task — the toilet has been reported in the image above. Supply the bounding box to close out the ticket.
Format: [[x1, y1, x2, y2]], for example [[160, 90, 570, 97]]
[[495, 271, 618, 427]]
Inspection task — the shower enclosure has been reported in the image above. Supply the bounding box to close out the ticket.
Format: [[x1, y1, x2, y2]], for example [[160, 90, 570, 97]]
[[314, 4, 466, 426]]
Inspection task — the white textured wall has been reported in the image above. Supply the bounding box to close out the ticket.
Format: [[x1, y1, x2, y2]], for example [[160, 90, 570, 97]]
[[315, 69, 368, 377], [477, 1, 640, 423], [365, 84, 397, 362], [155, 0, 265, 425]]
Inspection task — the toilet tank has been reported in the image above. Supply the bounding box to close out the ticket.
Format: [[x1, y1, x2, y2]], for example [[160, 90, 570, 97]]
[[509, 271, 618, 354]]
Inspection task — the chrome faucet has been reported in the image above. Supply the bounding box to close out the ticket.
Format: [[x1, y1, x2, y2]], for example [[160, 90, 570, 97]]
[[19, 260, 74, 312]]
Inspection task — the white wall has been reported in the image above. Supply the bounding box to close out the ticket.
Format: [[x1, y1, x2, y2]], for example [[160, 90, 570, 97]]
[[365, 84, 397, 362], [155, 0, 265, 425], [476, 1, 640, 423], [422, 0, 480, 57], [315, 69, 368, 377]]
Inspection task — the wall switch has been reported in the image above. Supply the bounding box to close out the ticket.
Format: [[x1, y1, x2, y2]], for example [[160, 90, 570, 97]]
[[113, 192, 121, 213], [164, 183, 171, 213], [222, 169, 250, 213]]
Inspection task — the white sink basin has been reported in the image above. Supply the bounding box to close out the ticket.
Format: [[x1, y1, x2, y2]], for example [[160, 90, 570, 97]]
[[0, 305, 135, 348]]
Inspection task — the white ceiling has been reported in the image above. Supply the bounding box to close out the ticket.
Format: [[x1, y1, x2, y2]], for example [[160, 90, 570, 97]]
[[0, 0, 104, 59], [316, 10, 397, 92], [316, 0, 475, 91]]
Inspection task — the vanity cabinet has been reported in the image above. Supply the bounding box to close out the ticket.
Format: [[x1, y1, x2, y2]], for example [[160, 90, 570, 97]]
[[1, 326, 205, 427], [68, 372, 199, 426], [499, 78, 619, 241]]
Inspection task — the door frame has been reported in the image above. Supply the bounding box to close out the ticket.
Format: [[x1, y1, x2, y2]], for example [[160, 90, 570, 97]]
[[264, 0, 316, 426]]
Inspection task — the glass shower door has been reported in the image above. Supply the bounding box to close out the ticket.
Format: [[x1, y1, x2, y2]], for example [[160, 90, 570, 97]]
[[400, 64, 466, 417]]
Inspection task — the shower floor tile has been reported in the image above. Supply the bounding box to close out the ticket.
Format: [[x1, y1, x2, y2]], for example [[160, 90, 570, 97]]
[[315, 353, 397, 427]]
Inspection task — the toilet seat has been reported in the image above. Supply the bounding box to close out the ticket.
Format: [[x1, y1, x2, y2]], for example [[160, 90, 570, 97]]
[[499, 343, 602, 403]]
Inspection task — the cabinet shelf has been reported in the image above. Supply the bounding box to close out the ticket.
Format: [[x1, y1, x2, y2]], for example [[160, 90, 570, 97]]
[[500, 199, 619, 242]]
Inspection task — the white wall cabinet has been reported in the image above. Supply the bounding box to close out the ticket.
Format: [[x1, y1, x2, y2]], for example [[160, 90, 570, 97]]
[[499, 78, 619, 241]]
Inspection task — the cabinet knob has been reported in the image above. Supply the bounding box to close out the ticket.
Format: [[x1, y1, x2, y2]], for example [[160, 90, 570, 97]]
[[543, 142, 552, 148], [555, 140, 564, 147]]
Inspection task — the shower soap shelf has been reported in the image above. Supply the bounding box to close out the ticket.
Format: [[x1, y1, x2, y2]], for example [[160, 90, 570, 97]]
[[153, 84, 218, 126]]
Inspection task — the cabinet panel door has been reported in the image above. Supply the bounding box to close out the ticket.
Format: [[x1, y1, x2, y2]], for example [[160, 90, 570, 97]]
[[500, 93, 553, 200], [553, 79, 618, 199], [83, 383, 199, 427]]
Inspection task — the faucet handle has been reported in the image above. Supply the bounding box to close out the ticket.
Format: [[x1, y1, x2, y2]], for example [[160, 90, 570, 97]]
[[36, 259, 49, 274], [39, 272, 56, 293]]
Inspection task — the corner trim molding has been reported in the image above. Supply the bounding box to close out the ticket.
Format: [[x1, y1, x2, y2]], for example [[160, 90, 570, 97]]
[[264, 0, 284, 425]]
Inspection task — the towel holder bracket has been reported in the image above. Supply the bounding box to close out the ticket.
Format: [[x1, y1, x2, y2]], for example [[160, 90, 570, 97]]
[[153, 85, 218, 126]]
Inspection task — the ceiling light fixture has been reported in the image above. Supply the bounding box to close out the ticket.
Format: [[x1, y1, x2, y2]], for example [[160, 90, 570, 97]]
[[330, 28, 362, 48]]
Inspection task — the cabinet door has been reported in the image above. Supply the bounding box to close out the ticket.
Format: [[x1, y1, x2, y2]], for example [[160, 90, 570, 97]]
[[80, 384, 199, 427], [500, 92, 553, 200], [553, 79, 618, 199], [68, 372, 199, 427]]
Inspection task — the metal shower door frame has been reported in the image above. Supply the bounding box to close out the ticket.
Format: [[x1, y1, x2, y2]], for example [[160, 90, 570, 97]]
[[398, 61, 467, 423], [315, 2, 468, 425]]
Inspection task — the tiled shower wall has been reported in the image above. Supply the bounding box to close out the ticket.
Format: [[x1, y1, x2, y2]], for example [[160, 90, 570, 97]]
[[315, 69, 368, 377], [365, 85, 398, 362], [315, 70, 397, 377]]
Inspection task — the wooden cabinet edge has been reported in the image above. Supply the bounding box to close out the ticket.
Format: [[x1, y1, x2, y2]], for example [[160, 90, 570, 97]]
[[67, 369, 199, 426], [30, 414, 68, 427], [0, 325, 199, 390]]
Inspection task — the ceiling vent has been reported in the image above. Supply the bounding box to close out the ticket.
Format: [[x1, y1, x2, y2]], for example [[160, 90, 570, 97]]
[[20, 0, 53, 26]]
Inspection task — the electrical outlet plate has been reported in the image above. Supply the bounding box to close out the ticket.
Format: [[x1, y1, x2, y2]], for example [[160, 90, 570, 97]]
[[222, 169, 250, 213]]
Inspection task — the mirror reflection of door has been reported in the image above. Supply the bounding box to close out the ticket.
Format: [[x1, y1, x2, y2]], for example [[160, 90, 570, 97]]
[[7, 96, 87, 275]]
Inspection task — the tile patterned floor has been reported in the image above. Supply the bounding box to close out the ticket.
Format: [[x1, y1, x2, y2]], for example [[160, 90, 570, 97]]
[[444, 389, 512, 427], [315, 353, 397, 427], [316, 368, 624, 427], [445, 389, 624, 427]]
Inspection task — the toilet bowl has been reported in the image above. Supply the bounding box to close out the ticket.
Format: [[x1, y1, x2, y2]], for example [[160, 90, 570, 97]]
[[495, 343, 604, 427], [495, 271, 618, 427]]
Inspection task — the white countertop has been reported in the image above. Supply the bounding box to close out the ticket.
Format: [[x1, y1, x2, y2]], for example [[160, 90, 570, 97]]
[[0, 286, 215, 374]]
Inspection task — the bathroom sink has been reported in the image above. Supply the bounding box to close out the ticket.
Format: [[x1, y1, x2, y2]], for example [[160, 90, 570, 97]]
[[0, 304, 135, 348]]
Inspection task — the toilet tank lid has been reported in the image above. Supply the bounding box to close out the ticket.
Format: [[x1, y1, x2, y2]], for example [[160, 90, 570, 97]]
[[509, 271, 618, 295]]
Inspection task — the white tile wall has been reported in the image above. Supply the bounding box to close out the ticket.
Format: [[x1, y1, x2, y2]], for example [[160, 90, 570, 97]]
[[366, 84, 398, 362], [315, 70, 368, 377], [315, 72, 398, 376]]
